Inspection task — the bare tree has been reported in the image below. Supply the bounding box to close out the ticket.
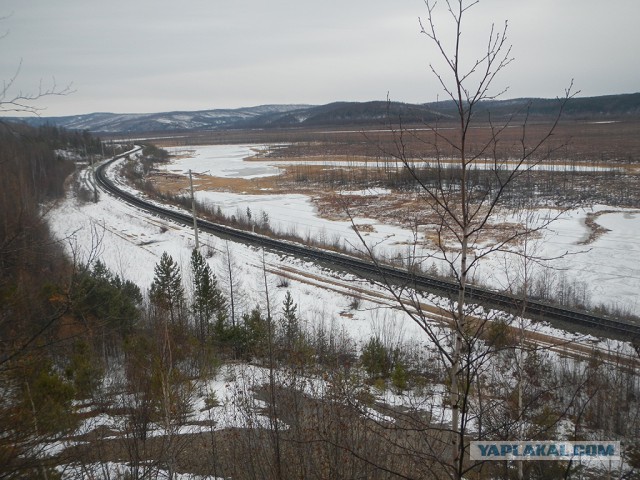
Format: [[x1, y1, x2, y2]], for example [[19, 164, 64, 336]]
[[1, 15, 73, 117], [351, 1, 576, 478], [224, 241, 238, 326], [1, 61, 72, 116]]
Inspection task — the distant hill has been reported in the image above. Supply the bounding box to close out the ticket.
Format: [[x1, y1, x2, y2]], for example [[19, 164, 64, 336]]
[[10, 93, 640, 134], [238, 101, 444, 129], [14, 104, 312, 134], [429, 93, 640, 121]]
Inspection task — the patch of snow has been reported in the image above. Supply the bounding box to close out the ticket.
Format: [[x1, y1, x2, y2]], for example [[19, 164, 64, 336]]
[[160, 144, 281, 179], [58, 462, 222, 480]]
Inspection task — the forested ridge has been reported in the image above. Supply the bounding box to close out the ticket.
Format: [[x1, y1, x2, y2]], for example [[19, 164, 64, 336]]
[[13, 92, 640, 134], [0, 123, 132, 478]]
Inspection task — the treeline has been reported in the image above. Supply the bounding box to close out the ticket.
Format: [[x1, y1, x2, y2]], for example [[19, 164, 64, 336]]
[[284, 159, 640, 208], [0, 122, 81, 350], [0, 122, 107, 304], [0, 122, 96, 477], [18, 93, 640, 134], [0, 122, 130, 478]]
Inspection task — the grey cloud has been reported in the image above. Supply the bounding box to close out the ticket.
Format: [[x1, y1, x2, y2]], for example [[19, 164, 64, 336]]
[[2, 0, 639, 116]]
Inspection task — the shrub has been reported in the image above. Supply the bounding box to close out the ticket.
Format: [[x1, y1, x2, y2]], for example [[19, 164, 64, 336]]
[[391, 361, 408, 392], [361, 337, 392, 380]]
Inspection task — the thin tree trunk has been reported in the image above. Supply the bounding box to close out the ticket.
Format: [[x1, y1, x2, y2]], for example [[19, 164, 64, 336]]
[[25, 381, 50, 480], [262, 249, 283, 480], [226, 241, 235, 327]]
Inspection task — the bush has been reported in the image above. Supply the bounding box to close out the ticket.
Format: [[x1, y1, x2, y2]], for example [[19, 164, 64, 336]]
[[391, 361, 408, 392], [361, 337, 392, 380], [213, 307, 269, 360], [65, 341, 103, 399]]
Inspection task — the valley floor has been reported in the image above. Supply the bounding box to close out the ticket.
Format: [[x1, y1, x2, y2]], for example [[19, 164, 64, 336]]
[[44, 146, 640, 478]]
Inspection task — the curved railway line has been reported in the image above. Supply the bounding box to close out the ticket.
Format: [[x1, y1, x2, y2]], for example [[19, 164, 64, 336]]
[[96, 152, 640, 340]]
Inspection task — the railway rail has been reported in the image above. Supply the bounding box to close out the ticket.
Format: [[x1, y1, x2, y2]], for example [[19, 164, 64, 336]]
[[95, 151, 640, 339]]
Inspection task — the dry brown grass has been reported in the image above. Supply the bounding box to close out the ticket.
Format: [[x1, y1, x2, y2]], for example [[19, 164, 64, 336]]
[[149, 156, 532, 252], [131, 118, 640, 164], [145, 119, 639, 254]]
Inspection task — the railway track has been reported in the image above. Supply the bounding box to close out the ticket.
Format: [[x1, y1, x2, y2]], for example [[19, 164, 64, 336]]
[[95, 152, 640, 339]]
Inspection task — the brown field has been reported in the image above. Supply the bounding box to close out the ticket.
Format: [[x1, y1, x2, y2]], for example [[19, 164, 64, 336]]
[[148, 119, 640, 165], [144, 119, 639, 254]]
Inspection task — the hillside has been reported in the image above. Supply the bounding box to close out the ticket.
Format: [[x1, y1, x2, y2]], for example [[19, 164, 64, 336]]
[[15, 104, 311, 134], [10, 93, 640, 133]]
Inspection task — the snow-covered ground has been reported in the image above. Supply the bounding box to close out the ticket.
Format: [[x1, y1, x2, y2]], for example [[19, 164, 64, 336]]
[[165, 144, 281, 179], [157, 144, 640, 313], [49, 143, 640, 343], [52, 153, 435, 346], [48, 146, 640, 362], [47, 146, 637, 477], [49, 144, 640, 352]]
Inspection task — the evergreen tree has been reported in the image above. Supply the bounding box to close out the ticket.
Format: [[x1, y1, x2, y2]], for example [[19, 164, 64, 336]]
[[361, 337, 392, 380], [280, 291, 299, 353], [243, 307, 268, 359], [190, 249, 227, 341], [72, 260, 142, 336], [149, 252, 184, 325]]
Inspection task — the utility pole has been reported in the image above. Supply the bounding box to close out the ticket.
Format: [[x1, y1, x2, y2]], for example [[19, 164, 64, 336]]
[[189, 169, 199, 250], [91, 155, 98, 203], [85, 144, 98, 203]]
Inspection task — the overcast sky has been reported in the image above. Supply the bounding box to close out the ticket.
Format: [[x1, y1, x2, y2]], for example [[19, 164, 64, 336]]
[[2, 0, 639, 117]]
